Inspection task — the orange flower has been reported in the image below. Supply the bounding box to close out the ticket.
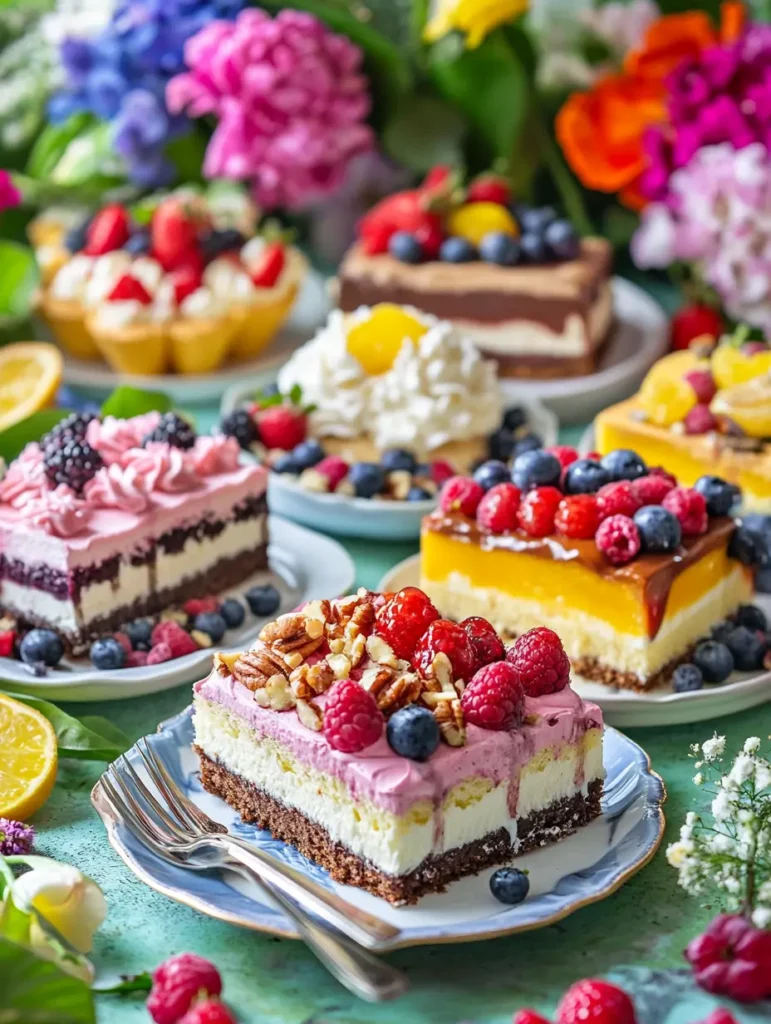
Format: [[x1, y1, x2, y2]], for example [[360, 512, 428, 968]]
[[720, 2, 746, 44], [556, 74, 665, 194], [624, 11, 718, 79]]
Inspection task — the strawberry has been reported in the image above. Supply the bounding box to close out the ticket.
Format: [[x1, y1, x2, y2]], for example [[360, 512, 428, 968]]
[[422, 165, 453, 193], [257, 405, 307, 450], [671, 304, 723, 351], [359, 190, 443, 256], [84, 204, 130, 256], [170, 264, 203, 305], [151, 198, 200, 272], [250, 242, 286, 288], [107, 274, 152, 305], [0, 630, 16, 657], [468, 173, 512, 206]]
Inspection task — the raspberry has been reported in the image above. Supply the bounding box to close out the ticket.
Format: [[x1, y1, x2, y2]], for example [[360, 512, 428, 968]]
[[374, 586, 439, 661], [649, 466, 678, 488], [113, 631, 133, 655], [460, 616, 505, 671], [314, 456, 349, 491], [697, 1013, 738, 1024], [144, 412, 196, 450], [684, 368, 717, 404], [513, 1013, 551, 1024], [554, 494, 600, 539], [662, 486, 708, 536], [151, 621, 198, 657], [671, 303, 723, 350], [684, 403, 718, 435], [0, 630, 15, 657], [412, 619, 476, 684], [476, 483, 521, 533], [461, 662, 524, 730], [517, 486, 561, 538], [183, 597, 220, 617], [178, 1001, 238, 1024], [440, 475, 484, 517], [257, 405, 307, 451], [430, 460, 455, 486], [507, 626, 571, 697], [545, 445, 579, 470], [323, 679, 384, 753], [127, 649, 148, 667], [557, 979, 636, 1024], [631, 473, 674, 505], [147, 642, 173, 665], [596, 481, 642, 520], [595, 515, 641, 565], [147, 953, 222, 1024], [685, 914, 771, 1003]]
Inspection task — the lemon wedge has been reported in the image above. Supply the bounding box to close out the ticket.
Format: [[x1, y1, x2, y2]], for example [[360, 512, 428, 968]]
[[346, 304, 428, 375], [711, 376, 771, 437], [0, 694, 58, 821], [0, 342, 63, 433]]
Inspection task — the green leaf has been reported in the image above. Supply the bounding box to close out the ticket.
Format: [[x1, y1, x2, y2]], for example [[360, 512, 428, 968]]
[[0, 937, 95, 1024], [289, 383, 303, 406], [92, 972, 152, 995], [101, 385, 172, 419], [165, 130, 207, 185], [1, 691, 132, 761], [383, 94, 466, 173], [0, 242, 40, 318], [26, 114, 93, 181], [0, 409, 72, 464], [50, 123, 118, 188]]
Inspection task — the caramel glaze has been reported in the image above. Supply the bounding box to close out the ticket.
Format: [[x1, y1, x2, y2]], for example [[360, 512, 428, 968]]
[[423, 512, 739, 640]]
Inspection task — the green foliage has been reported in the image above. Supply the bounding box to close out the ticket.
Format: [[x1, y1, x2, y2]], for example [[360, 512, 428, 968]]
[[1, 691, 132, 762], [0, 409, 72, 464], [26, 115, 94, 181], [0, 937, 95, 1024], [0, 241, 39, 319], [383, 94, 467, 173], [100, 385, 173, 419]]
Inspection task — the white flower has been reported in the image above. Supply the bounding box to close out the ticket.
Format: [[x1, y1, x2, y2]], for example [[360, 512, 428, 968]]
[[693, 773, 704, 786], [667, 841, 691, 867], [11, 856, 106, 954], [752, 907, 771, 929], [728, 753, 755, 786], [755, 762, 771, 791], [744, 737, 761, 754], [712, 790, 733, 821], [702, 735, 727, 762], [690, 744, 701, 754]]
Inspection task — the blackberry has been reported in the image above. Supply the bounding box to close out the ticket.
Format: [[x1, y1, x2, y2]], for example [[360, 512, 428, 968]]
[[143, 412, 196, 450], [220, 409, 258, 450], [44, 439, 103, 493], [42, 412, 93, 454]]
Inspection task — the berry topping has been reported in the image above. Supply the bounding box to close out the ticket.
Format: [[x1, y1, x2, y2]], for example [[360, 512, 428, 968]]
[[440, 475, 484, 517], [517, 486, 562, 538], [556, 979, 637, 1024], [245, 584, 281, 618], [684, 403, 718, 434], [439, 236, 477, 263], [476, 482, 521, 533], [736, 603, 767, 631], [479, 231, 521, 266], [200, 228, 246, 261], [113, 631, 133, 655], [413, 619, 476, 683], [291, 439, 325, 470], [631, 473, 675, 506], [503, 407, 527, 431], [633, 505, 682, 553], [127, 649, 149, 667], [89, 637, 126, 671], [545, 445, 579, 470], [563, 459, 610, 495], [107, 273, 152, 305], [513, 432, 543, 458], [661, 487, 708, 536], [314, 455, 349, 491], [685, 914, 771, 1003], [144, 412, 196, 450], [595, 515, 642, 565], [671, 303, 723, 350], [220, 598, 246, 629], [375, 587, 439, 662], [729, 524, 770, 567], [386, 705, 440, 761], [194, 612, 227, 643], [185, 597, 220, 618], [84, 204, 130, 256], [178, 1000, 238, 1024], [488, 426, 516, 462], [147, 642, 173, 665], [349, 462, 387, 498], [518, 205, 557, 234], [43, 439, 104, 494], [511, 449, 561, 490], [694, 475, 741, 517], [554, 494, 600, 539], [467, 173, 512, 206], [388, 231, 423, 263], [507, 626, 571, 697], [596, 481, 642, 520], [0, 630, 16, 658], [684, 368, 718, 404], [600, 449, 647, 482], [20, 629, 63, 668], [544, 218, 580, 260], [359, 190, 442, 256], [672, 663, 703, 692], [460, 616, 505, 672], [150, 621, 198, 658], [124, 619, 152, 649], [64, 216, 92, 253], [41, 412, 91, 453], [147, 952, 222, 1024], [220, 409, 259, 450], [693, 640, 734, 683], [407, 485, 432, 501], [170, 264, 203, 306], [461, 661, 524, 729], [429, 459, 455, 486], [520, 231, 547, 262], [381, 448, 417, 474], [472, 459, 511, 492], [489, 866, 529, 904], [323, 679, 384, 753], [257, 405, 307, 451], [724, 625, 766, 671], [150, 198, 200, 272]]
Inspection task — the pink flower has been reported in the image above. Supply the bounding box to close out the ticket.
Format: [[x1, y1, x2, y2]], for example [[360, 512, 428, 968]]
[[167, 9, 374, 210], [0, 170, 20, 213]]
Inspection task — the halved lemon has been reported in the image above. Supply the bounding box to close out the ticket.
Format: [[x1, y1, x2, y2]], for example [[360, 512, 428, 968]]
[[711, 376, 771, 438], [0, 694, 58, 821], [0, 342, 63, 433], [346, 304, 428, 376]]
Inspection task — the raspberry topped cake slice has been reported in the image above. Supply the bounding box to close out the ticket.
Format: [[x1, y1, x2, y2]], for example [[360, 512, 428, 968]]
[[193, 588, 604, 905], [420, 446, 761, 691]]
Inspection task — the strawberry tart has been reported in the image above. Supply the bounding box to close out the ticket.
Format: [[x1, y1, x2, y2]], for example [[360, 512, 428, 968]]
[[193, 587, 604, 904]]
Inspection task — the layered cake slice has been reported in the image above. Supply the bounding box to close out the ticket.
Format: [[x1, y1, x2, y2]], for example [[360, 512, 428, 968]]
[[420, 447, 759, 691], [193, 588, 604, 905], [0, 411, 267, 652]]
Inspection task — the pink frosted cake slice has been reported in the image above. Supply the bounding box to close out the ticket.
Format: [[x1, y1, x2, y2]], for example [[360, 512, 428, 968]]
[[0, 412, 267, 652], [193, 588, 604, 905]]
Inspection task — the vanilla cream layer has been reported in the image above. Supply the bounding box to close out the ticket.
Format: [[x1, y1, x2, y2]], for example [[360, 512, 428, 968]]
[[420, 566, 750, 683], [193, 697, 603, 877]]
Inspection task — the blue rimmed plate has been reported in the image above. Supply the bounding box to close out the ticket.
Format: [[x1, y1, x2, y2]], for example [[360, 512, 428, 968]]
[[92, 709, 665, 948]]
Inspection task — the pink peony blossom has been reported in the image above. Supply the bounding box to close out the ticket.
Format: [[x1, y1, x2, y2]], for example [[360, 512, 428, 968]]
[[0, 170, 20, 212], [167, 9, 374, 210]]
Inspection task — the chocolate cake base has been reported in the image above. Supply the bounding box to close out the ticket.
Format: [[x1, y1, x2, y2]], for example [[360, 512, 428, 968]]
[[196, 749, 604, 905]]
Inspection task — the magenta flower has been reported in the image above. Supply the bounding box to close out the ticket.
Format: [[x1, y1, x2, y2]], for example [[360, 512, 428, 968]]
[[167, 9, 374, 210], [0, 817, 35, 856], [0, 171, 21, 213]]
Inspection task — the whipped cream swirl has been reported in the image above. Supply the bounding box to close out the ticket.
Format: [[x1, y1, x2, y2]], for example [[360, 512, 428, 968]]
[[84, 463, 154, 514], [120, 442, 201, 494], [86, 413, 161, 465], [0, 444, 48, 509], [22, 485, 91, 537], [189, 435, 241, 475]]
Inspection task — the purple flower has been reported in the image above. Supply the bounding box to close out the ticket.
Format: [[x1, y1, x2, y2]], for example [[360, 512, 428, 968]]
[[0, 818, 35, 856]]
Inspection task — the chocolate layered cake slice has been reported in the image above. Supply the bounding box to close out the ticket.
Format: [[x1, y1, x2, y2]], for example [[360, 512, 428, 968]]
[[193, 589, 604, 905]]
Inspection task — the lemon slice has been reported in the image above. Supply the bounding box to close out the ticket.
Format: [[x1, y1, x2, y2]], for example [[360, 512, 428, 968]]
[[712, 344, 771, 389], [638, 351, 703, 427], [447, 202, 518, 246], [0, 342, 63, 433], [0, 694, 58, 820], [711, 376, 771, 437], [346, 304, 428, 375]]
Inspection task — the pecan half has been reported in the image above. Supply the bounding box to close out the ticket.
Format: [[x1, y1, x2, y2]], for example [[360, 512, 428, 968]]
[[233, 645, 289, 691], [434, 698, 466, 747], [259, 612, 325, 658], [360, 666, 423, 715], [289, 660, 335, 700]]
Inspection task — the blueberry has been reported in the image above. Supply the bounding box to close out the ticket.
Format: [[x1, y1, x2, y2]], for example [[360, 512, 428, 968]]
[[564, 459, 610, 495], [272, 453, 301, 474], [742, 514, 771, 540], [724, 625, 766, 671], [349, 462, 387, 498], [512, 432, 543, 458], [388, 231, 423, 264], [25, 661, 48, 678], [729, 524, 770, 568], [694, 476, 741, 517], [693, 640, 734, 683], [381, 448, 417, 474], [64, 216, 92, 253], [245, 584, 281, 617], [736, 604, 767, 632], [194, 612, 227, 643], [489, 867, 530, 905], [520, 232, 548, 263], [90, 637, 126, 671], [124, 230, 151, 256], [757, 566, 771, 595], [124, 619, 152, 648], [488, 427, 515, 462], [600, 449, 648, 483], [519, 206, 557, 234], [406, 486, 432, 501], [291, 440, 325, 471], [439, 236, 477, 263], [473, 460, 511, 491], [19, 629, 64, 667], [220, 598, 246, 629], [503, 407, 527, 432], [673, 663, 703, 692], [200, 228, 246, 260], [544, 219, 580, 260], [512, 449, 561, 490], [386, 705, 440, 761], [479, 232, 520, 266], [711, 620, 735, 645], [633, 505, 682, 553]]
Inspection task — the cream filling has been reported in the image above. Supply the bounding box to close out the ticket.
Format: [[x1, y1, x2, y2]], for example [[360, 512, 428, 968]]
[[420, 565, 752, 682], [193, 698, 603, 877]]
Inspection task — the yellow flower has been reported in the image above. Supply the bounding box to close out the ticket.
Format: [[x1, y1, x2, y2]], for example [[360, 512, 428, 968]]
[[424, 0, 529, 48], [11, 856, 107, 955]]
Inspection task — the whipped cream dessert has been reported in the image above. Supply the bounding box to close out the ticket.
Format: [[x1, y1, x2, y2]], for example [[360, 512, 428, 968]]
[[0, 412, 268, 652], [193, 588, 604, 904]]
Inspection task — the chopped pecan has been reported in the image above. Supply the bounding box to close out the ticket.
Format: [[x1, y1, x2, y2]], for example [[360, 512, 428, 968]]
[[434, 698, 466, 747], [232, 645, 288, 691], [259, 613, 325, 658], [253, 674, 296, 711], [421, 652, 461, 695], [214, 651, 241, 675], [289, 660, 334, 700], [360, 666, 422, 715], [327, 653, 352, 680], [296, 698, 323, 732], [366, 633, 400, 669]]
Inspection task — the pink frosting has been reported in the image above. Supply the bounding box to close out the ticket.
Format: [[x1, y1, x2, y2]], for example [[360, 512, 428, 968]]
[[0, 444, 48, 509], [20, 484, 91, 538], [189, 435, 241, 476], [84, 463, 154, 514], [119, 442, 201, 494], [86, 412, 161, 465]]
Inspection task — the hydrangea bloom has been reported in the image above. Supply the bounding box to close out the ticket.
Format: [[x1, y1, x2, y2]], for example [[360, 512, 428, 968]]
[[0, 817, 34, 855], [167, 9, 374, 209], [633, 142, 771, 333]]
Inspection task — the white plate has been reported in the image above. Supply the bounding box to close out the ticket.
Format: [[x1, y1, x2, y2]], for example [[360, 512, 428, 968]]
[[54, 270, 330, 404], [378, 555, 771, 728], [2, 517, 354, 702], [500, 278, 668, 425]]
